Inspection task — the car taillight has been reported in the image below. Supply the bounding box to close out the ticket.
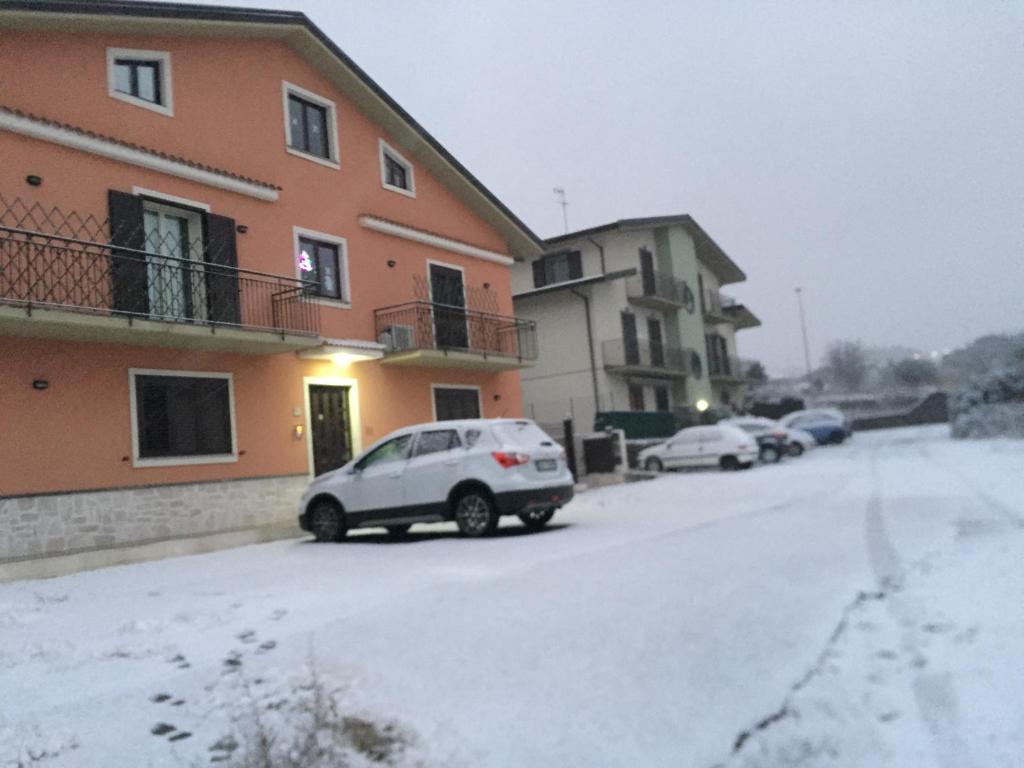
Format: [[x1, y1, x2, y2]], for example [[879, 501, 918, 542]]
[[492, 451, 530, 468], [772, 431, 786, 439]]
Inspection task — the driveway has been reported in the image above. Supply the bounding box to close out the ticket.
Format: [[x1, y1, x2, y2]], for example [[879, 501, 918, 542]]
[[1, 426, 1021, 767]]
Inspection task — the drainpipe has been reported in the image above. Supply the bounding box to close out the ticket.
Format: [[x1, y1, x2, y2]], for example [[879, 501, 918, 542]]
[[587, 236, 606, 275], [570, 288, 600, 410]]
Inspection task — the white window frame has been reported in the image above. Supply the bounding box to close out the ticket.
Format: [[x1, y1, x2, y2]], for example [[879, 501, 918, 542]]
[[131, 186, 210, 212], [302, 376, 363, 477], [107, 48, 174, 117], [430, 383, 483, 421], [378, 139, 416, 198], [128, 368, 238, 468], [426, 258, 466, 307], [281, 81, 340, 169], [292, 226, 351, 308]]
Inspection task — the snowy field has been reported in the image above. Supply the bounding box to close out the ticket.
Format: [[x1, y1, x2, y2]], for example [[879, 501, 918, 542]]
[[1, 425, 1022, 767]]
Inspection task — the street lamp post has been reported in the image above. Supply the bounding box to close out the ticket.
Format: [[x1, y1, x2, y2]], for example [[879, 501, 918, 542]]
[[795, 287, 812, 378]]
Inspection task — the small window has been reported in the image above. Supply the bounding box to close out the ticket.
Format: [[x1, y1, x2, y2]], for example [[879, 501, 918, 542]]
[[654, 386, 670, 412], [379, 140, 416, 196], [357, 434, 413, 469], [282, 82, 339, 167], [628, 384, 645, 412], [413, 430, 461, 457], [132, 372, 234, 463], [107, 48, 172, 116], [532, 251, 582, 288], [464, 429, 482, 447], [294, 228, 349, 304]]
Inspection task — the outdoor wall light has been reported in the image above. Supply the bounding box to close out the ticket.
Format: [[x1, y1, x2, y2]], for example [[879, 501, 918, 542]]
[[386, 259, 396, 268], [26, 175, 42, 187], [294, 424, 304, 439], [493, 393, 501, 402], [32, 379, 49, 390], [695, 399, 710, 412], [236, 224, 249, 234], [483, 282, 491, 290]]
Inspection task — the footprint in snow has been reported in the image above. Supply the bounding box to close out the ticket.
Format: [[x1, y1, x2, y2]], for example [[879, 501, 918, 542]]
[[169, 731, 192, 742], [151, 693, 172, 703], [151, 723, 176, 736], [270, 608, 287, 621], [236, 629, 257, 644], [256, 640, 276, 654], [167, 653, 191, 669]]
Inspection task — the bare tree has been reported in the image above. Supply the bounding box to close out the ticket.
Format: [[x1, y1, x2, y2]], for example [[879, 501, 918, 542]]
[[825, 341, 868, 391]]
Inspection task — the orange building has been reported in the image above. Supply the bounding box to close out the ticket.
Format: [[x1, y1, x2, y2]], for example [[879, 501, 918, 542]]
[[0, 1, 542, 565]]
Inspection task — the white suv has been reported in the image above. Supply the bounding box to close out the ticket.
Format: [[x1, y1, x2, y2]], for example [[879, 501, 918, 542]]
[[298, 419, 575, 541]]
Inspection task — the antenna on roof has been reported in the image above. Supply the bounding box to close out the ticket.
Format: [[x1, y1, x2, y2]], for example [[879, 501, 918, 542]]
[[553, 187, 569, 234]]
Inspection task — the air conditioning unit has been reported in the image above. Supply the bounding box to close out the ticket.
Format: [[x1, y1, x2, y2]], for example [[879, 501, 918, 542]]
[[378, 324, 415, 351]]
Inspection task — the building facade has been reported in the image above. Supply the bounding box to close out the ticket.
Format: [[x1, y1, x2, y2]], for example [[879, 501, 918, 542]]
[[0, 2, 541, 563], [511, 216, 760, 430]]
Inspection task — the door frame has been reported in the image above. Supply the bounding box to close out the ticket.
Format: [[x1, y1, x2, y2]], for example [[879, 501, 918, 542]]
[[430, 382, 482, 421], [303, 376, 362, 477], [427, 259, 469, 349]]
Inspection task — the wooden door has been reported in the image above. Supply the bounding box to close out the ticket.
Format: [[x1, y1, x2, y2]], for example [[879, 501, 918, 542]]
[[309, 384, 353, 476]]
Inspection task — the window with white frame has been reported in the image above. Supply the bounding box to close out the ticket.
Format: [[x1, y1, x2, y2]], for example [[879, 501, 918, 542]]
[[130, 371, 235, 465], [379, 139, 415, 196], [282, 82, 339, 167], [107, 48, 173, 116], [294, 228, 349, 303]]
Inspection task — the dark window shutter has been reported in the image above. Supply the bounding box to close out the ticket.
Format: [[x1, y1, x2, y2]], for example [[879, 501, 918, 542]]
[[567, 251, 583, 280], [204, 213, 241, 325], [108, 190, 148, 315], [532, 258, 546, 288]]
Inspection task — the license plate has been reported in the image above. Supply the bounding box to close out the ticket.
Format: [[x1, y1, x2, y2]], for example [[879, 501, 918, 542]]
[[535, 459, 557, 472]]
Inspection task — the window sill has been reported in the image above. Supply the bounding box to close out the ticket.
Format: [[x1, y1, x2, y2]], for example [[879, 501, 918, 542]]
[[285, 146, 340, 170], [132, 453, 238, 469], [382, 181, 416, 199], [109, 90, 174, 117], [302, 295, 352, 309]]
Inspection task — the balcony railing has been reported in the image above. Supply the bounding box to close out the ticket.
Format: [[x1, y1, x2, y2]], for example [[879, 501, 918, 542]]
[[374, 301, 538, 361], [702, 289, 729, 320], [0, 225, 319, 337], [602, 337, 694, 378], [626, 269, 692, 309], [709, 353, 746, 379]]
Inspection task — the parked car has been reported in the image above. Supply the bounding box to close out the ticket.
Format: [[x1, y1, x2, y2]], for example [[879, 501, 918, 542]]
[[779, 409, 852, 445], [724, 416, 816, 457], [298, 419, 574, 541], [638, 424, 759, 472]]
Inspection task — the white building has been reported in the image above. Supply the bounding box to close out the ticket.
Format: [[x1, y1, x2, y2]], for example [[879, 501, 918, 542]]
[[512, 216, 760, 429]]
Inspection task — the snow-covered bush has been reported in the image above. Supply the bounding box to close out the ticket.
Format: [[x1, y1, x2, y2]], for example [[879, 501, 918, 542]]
[[950, 367, 1024, 439]]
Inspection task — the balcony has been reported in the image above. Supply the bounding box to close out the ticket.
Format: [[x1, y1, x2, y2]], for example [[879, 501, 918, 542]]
[[374, 301, 537, 371], [0, 224, 320, 353], [602, 338, 694, 379], [709, 353, 748, 381], [625, 269, 693, 311], [702, 289, 730, 324]]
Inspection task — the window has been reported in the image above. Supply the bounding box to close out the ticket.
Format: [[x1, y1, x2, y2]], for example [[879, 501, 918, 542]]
[[532, 251, 582, 288], [379, 140, 416, 196], [106, 48, 172, 116], [357, 434, 412, 470], [282, 82, 339, 167], [130, 371, 235, 465], [654, 386, 670, 412], [293, 228, 349, 304], [433, 386, 481, 420], [629, 384, 645, 412], [413, 429, 461, 457]]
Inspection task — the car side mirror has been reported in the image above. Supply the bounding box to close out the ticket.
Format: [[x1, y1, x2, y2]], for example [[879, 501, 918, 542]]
[[349, 465, 363, 475]]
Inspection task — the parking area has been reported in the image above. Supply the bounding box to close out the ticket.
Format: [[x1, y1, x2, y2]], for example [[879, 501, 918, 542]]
[[2, 425, 1022, 767]]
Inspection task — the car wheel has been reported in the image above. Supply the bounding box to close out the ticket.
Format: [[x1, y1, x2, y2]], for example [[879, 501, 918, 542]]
[[386, 524, 411, 539], [645, 457, 664, 473], [788, 442, 805, 457], [739, 461, 754, 470], [454, 490, 498, 537], [759, 445, 781, 464], [308, 499, 346, 543], [830, 431, 845, 445], [720, 455, 739, 471], [518, 508, 555, 531]]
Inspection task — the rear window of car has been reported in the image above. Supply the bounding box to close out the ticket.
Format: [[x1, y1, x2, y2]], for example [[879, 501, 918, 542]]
[[490, 421, 553, 447]]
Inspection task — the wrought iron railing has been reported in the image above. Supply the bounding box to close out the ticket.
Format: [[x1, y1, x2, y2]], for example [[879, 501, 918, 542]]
[[602, 337, 693, 375], [709, 353, 745, 378], [703, 289, 726, 318], [374, 300, 537, 361], [0, 225, 319, 337], [625, 269, 691, 307]]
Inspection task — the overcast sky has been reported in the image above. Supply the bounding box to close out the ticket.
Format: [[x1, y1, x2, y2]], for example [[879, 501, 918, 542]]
[[200, 0, 1022, 375]]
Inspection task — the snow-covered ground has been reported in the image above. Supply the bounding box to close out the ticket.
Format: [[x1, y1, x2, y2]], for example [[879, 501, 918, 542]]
[[1, 425, 1022, 767]]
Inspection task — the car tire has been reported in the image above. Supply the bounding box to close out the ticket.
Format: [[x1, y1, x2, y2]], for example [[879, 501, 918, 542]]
[[720, 455, 739, 471], [829, 431, 845, 445], [308, 498, 346, 543], [454, 490, 498, 537], [518, 508, 555, 531], [739, 461, 754, 470], [788, 442, 805, 457], [386, 524, 411, 539], [759, 445, 781, 464], [645, 457, 664, 473]]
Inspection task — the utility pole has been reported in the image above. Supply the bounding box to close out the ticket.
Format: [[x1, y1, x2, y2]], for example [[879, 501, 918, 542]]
[[553, 187, 568, 234], [795, 287, 812, 378]]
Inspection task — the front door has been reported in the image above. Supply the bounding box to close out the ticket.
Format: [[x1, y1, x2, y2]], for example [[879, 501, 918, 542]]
[[433, 386, 481, 420], [429, 263, 469, 349], [142, 201, 205, 322], [308, 384, 353, 477]]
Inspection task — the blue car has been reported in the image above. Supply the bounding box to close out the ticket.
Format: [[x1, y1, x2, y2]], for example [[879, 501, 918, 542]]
[[779, 409, 852, 445]]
